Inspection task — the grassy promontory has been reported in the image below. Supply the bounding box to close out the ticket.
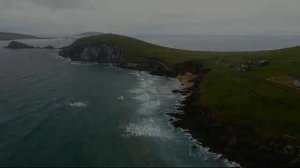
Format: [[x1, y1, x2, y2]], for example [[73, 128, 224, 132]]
[[61, 34, 300, 166]]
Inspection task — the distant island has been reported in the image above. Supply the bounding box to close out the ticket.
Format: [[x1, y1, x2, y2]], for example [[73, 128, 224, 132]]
[[4, 41, 56, 49], [59, 34, 300, 167], [0, 32, 41, 40]]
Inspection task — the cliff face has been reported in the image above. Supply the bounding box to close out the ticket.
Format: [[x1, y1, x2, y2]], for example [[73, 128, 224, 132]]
[[59, 43, 177, 76], [60, 45, 123, 63], [59, 34, 209, 78]]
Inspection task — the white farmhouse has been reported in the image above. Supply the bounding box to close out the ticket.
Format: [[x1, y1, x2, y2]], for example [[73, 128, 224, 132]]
[[293, 80, 300, 87]]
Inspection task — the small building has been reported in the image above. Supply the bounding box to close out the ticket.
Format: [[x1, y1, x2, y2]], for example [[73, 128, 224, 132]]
[[239, 64, 251, 72], [293, 80, 300, 88], [258, 60, 269, 66]]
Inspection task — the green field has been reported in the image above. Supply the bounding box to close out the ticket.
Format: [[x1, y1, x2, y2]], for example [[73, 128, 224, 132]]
[[0, 32, 40, 40], [75, 34, 300, 140], [201, 47, 300, 138]]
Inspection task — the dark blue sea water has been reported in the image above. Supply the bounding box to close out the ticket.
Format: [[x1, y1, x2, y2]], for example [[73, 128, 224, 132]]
[[0, 38, 236, 167]]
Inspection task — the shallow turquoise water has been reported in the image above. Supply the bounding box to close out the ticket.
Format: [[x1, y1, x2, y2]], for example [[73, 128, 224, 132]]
[[0, 39, 236, 167]]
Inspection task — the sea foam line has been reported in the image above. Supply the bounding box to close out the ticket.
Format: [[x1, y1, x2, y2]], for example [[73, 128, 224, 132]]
[[125, 71, 176, 140], [68, 101, 88, 108], [51, 53, 98, 65]]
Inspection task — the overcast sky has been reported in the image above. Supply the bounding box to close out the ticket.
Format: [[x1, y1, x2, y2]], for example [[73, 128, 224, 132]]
[[0, 0, 300, 36]]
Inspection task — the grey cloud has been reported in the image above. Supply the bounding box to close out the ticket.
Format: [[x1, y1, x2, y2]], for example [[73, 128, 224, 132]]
[[27, 0, 94, 10], [0, 0, 300, 36]]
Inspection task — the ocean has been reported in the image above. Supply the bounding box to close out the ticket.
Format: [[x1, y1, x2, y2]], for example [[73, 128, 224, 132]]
[[0, 38, 235, 166]]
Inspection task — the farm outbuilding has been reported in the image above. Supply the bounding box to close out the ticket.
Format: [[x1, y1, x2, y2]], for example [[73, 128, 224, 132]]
[[258, 60, 269, 66], [293, 80, 300, 87]]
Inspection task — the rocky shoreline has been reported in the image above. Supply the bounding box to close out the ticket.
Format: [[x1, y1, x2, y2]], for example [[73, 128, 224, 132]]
[[171, 76, 299, 167], [58, 40, 299, 167]]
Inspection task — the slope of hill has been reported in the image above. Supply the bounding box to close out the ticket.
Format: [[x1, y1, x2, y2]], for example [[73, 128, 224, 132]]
[[0, 32, 41, 40], [60, 34, 300, 166], [76, 32, 104, 37]]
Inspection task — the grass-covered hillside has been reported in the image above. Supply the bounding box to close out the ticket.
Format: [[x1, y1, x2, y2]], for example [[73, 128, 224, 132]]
[[0, 32, 40, 40], [72, 34, 300, 140], [76, 32, 104, 37]]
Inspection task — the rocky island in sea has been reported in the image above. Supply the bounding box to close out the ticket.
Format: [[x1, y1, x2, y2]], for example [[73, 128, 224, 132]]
[[59, 34, 300, 167], [5, 41, 56, 49], [5, 41, 35, 49]]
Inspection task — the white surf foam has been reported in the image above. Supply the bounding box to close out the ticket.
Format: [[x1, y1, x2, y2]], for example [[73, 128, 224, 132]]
[[125, 71, 177, 140], [51, 53, 98, 65], [68, 101, 88, 108], [184, 131, 241, 167], [125, 119, 173, 139], [137, 100, 161, 115]]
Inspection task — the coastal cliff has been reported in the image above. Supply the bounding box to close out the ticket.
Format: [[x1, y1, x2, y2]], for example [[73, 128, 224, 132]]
[[59, 40, 175, 76], [59, 34, 300, 167]]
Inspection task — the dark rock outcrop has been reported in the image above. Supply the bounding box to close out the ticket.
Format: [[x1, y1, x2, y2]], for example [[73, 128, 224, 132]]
[[43, 45, 55, 49], [60, 44, 127, 64], [5, 41, 35, 49], [59, 44, 175, 76]]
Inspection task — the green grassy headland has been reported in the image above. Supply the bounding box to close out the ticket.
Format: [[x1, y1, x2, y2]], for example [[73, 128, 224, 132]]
[[0, 32, 41, 40], [73, 34, 300, 140]]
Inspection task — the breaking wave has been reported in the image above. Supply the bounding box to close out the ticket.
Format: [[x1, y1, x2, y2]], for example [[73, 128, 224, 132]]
[[125, 119, 173, 139], [125, 71, 176, 140], [51, 53, 98, 65], [68, 101, 88, 108]]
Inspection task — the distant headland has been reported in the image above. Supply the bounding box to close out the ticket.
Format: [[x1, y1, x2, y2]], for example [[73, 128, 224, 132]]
[[0, 32, 42, 41]]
